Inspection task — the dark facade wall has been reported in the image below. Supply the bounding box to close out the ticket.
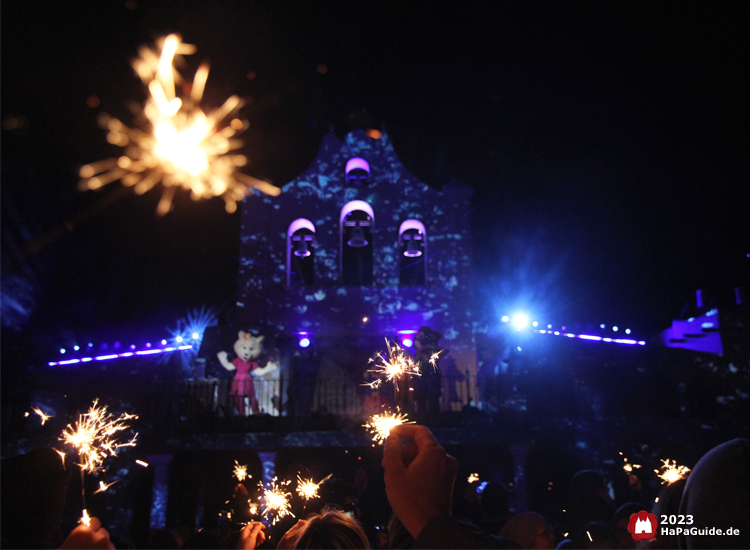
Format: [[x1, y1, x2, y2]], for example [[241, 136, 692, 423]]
[[237, 130, 477, 378]]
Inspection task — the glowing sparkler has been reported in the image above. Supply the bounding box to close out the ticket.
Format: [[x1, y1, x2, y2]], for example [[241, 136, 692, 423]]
[[621, 456, 642, 473], [31, 407, 53, 425], [364, 339, 421, 390], [467, 473, 480, 484], [296, 473, 332, 500], [80, 34, 279, 215], [81, 509, 91, 527], [94, 480, 118, 494], [364, 411, 413, 444], [429, 350, 443, 372], [249, 502, 259, 516], [655, 459, 691, 484], [60, 399, 138, 473], [234, 460, 249, 482], [258, 477, 294, 525], [55, 449, 67, 468]]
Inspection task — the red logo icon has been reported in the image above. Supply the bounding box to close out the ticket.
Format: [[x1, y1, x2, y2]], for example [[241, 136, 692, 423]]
[[627, 511, 658, 542]]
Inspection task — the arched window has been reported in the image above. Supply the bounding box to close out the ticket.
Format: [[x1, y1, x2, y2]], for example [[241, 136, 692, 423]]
[[287, 218, 315, 286], [345, 157, 370, 187], [340, 200, 374, 286], [399, 219, 426, 285]]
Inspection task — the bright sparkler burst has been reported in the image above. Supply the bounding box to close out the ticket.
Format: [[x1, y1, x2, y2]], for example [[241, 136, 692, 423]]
[[234, 460, 249, 482], [467, 473, 480, 484], [59, 399, 138, 473], [80, 509, 92, 527], [363, 339, 421, 390], [259, 477, 294, 525], [655, 459, 691, 484], [364, 411, 413, 444], [79, 34, 279, 215], [296, 473, 332, 500]]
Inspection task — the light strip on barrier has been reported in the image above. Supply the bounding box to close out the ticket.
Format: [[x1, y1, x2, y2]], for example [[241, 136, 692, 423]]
[[49, 344, 193, 366], [535, 329, 645, 346]]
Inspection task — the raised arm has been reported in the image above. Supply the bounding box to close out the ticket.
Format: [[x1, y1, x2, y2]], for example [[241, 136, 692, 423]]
[[217, 351, 236, 371]]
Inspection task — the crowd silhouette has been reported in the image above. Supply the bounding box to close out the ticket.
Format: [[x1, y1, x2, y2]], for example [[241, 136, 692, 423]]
[[2, 430, 748, 549]]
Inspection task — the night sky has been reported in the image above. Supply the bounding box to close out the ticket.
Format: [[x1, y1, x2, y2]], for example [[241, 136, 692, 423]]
[[2, 1, 748, 354]]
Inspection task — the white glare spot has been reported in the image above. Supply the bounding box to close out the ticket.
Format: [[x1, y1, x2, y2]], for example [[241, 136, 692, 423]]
[[513, 314, 528, 330]]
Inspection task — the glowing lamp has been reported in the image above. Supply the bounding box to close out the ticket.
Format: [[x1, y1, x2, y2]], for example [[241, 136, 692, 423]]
[[625, 329, 631, 334], [613, 326, 619, 332], [176, 336, 184, 343], [74, 345, 80, 351], [161, 339, 167, 345], [192, 332, 200, 339], [402, 338, 414, 348], [502, 316, 509, 323], [297, 332, 311, 348], [60, 348, 66, 354]]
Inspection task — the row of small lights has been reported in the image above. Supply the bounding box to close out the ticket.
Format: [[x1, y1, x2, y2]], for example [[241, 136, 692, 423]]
[[49, 336, 198, 366], [502, 314, 646, 346]]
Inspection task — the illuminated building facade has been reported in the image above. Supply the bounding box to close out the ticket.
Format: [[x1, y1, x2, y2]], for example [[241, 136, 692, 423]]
[[236, 129, 476, 409]]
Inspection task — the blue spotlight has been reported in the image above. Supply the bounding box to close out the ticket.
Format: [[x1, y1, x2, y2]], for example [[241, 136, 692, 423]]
[[501, 316, 509, 323], [74, 345, 80, 351], [60, 348, 66, 354], [612, 326, 619, 332], [176, 335, 184, 343], [513, 313, 529, 330], [192, 332, 200, 340]]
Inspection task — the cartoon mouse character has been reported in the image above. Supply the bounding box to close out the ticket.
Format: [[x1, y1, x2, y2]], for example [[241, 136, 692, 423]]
[[217, 331, 277, 416]]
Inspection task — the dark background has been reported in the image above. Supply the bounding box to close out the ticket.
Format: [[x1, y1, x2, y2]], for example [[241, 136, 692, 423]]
[[2, 1, 748, 355]]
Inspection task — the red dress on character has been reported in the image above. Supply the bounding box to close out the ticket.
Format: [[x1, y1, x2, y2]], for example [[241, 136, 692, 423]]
[[230, 357, 260, 415]]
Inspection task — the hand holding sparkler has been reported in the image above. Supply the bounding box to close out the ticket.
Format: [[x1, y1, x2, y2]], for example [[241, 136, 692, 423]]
[[59, 516, 114, 550], [238, 521, 266, 550], [383, 424, 458, 539]]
